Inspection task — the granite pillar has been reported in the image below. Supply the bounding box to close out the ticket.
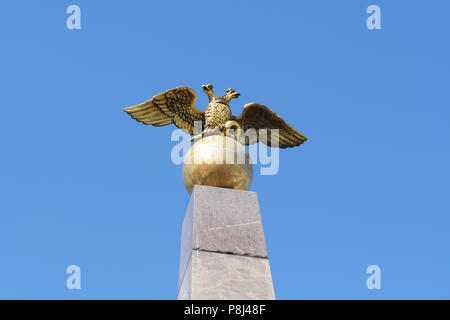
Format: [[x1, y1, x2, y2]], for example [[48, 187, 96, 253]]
[[177, 185, 275, 300]]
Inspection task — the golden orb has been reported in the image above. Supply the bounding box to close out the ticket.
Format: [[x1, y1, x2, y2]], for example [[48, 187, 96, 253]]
[[182, 134, 253, 194]]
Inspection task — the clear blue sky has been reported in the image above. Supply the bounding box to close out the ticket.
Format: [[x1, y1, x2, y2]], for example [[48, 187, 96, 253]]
[[1, 0, 449, 299]]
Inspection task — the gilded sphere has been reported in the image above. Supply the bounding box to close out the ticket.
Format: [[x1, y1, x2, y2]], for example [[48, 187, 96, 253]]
[[182, 135, 253, 194]]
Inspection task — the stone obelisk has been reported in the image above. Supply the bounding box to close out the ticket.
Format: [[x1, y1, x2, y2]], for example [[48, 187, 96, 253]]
[[177, 185, 275, 300]]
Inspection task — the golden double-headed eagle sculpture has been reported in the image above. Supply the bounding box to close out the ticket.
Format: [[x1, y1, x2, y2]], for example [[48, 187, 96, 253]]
[[123, 84, 307, 148]]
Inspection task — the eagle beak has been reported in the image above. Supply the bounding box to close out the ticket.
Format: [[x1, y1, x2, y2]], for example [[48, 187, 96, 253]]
[[202, 84, 213, 92], [226, 88, 240, 99]]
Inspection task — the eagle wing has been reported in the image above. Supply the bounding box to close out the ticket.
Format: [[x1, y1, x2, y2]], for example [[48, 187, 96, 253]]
[[123, 86, 205, 135], [232, 103, 307, 149]]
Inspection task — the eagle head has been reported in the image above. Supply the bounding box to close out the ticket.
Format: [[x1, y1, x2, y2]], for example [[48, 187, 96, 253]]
[[202, 83, 240, 105]]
